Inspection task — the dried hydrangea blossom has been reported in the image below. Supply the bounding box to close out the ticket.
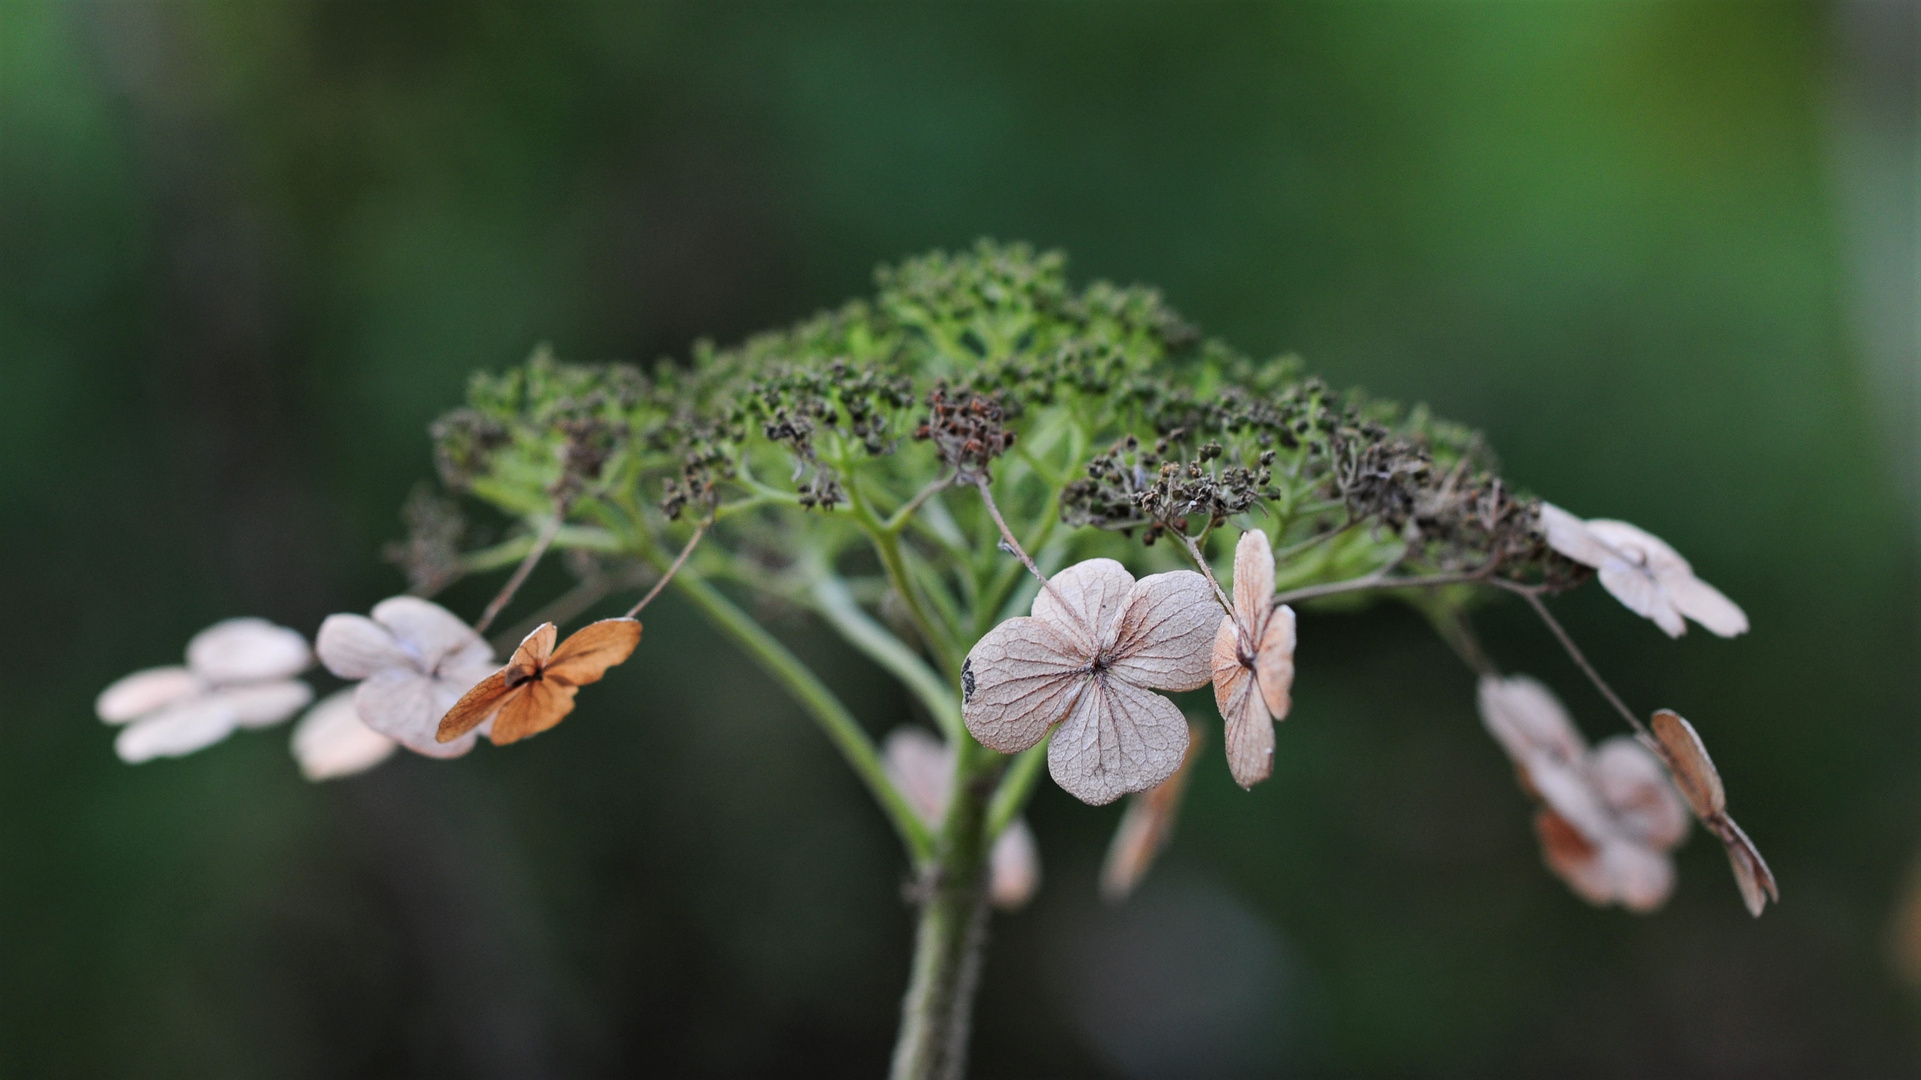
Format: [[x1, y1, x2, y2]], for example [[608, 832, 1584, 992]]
[[1539, 503, 1747, 638], [1099, 724, 1204, 902], [290, 689, 397, 782], [1479, 675, 1689, 912], [1210, 530, 1297, 789], [97, 618, 314, 764], [962, 559, 1216, 805], [437, 618, 641, 745], [882, 728, 1039, 911], [1649, 709, 1778, 917], [316, 596, 499, 758]]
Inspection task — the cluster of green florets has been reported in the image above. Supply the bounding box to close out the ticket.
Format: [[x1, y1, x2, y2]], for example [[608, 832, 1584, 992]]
[[422, 240, 1580, 591]]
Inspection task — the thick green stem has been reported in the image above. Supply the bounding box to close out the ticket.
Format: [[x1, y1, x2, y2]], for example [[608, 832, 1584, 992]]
[[889, 745, 995, 1080]]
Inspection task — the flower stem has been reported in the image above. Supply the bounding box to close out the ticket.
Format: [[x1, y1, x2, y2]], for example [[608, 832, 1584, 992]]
[[471, 515, 563, 633], [889, 744, 994, 1080]]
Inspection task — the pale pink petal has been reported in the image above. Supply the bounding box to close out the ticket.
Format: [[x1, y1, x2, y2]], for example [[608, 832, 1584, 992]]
[[1105, 571, 1217, 692], [1591, 736, 1689, 850], [1666, 574, 1749, 638], [1535, 809, 1612, 907], [1539, 503, 1616, 568], [316, 613, 412, 680], [1526, 756, 1614, 842], [1231, 530, 1276, 633], [371, 596, 492, 671], [1604, 841, 1676, 913], [1214, 615, 1274, 789], [1477, 675, 1586, 766], [882, 727, 954, 825], [114, 698, 239, 763], [962, 616, 1091, 754], [1047, 677, 1190, 806], [186, 618, 311, 684], [356, 667, 478, 759], [1032, 558, 1135, 648], [989, 819, 1041, 911], [216, 680, 315, 728], [96, 666, 205, 724], [291, 689, 397, 781], [1254, 604, 1296, 721]]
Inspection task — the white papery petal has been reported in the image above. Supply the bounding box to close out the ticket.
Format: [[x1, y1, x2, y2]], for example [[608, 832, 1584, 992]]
[[217, 680, 315, 728], [1047, 677, 1189, 806], [1539, 503, 1616, 568], [316, 613, 412, 680], [1592, 736, 1689, 850], [962, 616, 1090, 754], [1478, 675, 1587, 765], [1603, 840, 1675, 913], [96, 666, 204, 724], [989, 819, 1041, 911], [1666, 574, 1749, 638], [1584, 519, 1692, 578], [292, 689, 397, 781], [1526, 756, 1614, 841], [187, 618, 311, 684], [1596, 559, 1680, 636], [1105, 571, 1217, 692], [357, 667, 477, 759], [1231, 530, 1276, 632], [882, 727, 953, 825], [371, 596, 491, 672], [1033, 558, 1135, 650], [114, 698, 239, 763]]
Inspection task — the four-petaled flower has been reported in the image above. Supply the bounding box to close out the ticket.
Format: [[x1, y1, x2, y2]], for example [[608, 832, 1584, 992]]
[[290, 689, 398, 781], [316, 596, 499, 758], [97, 618, 314, 764], [1648, 709, 1778, 917], [1539, 504, 1747, 639], [1480, 675, 1689, 913], [1210, 530, 1297, 789], [438, 618, 642, 745], [882, 728, 1039, 910], [962, 559, 1216, 805]]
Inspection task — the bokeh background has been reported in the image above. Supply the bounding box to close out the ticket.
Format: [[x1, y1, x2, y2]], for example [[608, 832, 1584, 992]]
[[2, 2, 1916, 1076]]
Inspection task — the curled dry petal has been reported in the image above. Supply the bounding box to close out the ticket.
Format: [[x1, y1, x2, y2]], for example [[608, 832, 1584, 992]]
[[291, 689, 397, 781], [1210, 530, 1297, 789], [186, 618, 312, 683], [880, 727, 1042, 912], [437, 619, 642, 746], [961, 559, 1216, 805], [1099, 725, 1204, 902], [1648, 709, 1777, 916], [96, 667, 205, 724]]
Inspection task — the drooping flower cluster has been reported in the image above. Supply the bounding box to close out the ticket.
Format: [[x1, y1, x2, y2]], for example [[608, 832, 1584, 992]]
[[1479, 676, 1689, 912]]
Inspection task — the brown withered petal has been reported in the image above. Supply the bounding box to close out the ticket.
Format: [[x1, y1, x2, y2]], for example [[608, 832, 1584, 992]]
[[436, 619, 641, 745], [1648, 709, 1727, 820], [1099, 725, 1204, 902], [1716, 816, 1779, 918]]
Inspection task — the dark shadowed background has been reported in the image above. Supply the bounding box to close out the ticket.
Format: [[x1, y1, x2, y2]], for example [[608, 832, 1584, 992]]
[[2, 2, 1917, 1076]]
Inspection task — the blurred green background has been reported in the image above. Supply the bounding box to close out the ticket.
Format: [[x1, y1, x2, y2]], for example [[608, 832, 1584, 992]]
[[2, 2, 1915, 1076]]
